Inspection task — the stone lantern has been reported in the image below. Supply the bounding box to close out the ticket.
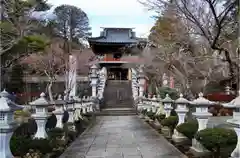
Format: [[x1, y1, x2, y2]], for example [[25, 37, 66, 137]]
[[67, 96, 75, 124], [90, 64, 98, 98], [30, 92, 50, 139], [0, 90, 23, 158], [172, 93, 190, 143], [224, 90, 240, 157], [189, 92, 214, 156], [175, 93, 190, 126], [162, 94, 174, 118], [137, 69, 145, 98], [53, 94, 65, 128]]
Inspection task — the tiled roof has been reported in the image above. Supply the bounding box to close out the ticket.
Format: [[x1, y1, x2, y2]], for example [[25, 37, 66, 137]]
[[88, 28, 146, 44]]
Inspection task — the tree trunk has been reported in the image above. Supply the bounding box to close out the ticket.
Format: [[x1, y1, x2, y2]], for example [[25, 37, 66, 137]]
[[48, 81, 54, 101]]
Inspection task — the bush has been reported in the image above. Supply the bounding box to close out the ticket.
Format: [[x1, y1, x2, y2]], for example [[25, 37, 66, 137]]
[[196, 128, 237, 158], [48, 127, 64, 139], [161, 116, 178, 132], [10, 136, 32, 156], [158, 87, 178, 100], [29, 138, 52, 154], [176, 120, 198, 139], [146, 111, 156, 120], [156, 114, 166, 123]]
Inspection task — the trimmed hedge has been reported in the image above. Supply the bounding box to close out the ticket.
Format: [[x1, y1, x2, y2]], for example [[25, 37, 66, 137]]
[[196, 128, 237, 158], [146, 111, 156, 120], [176, 120, 198, 139], [161, 116, 178, 132]]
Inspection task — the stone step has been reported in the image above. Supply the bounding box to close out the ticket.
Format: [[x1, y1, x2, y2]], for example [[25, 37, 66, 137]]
[[95, 108, 137, 116]]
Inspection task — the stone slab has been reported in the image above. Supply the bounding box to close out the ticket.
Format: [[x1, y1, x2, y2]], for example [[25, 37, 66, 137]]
[[59, 116, 187, 158]]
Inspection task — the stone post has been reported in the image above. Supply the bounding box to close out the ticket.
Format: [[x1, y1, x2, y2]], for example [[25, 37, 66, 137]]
[[53, 95, 65, 128], [225, 90, 240, 157], [0, 90, 22, 158], [90, 65, 98, 98], [189, 92, 214, 156], [30, 92, 50, 139], [137, 69, 145, 98], [67, 96, 75, 124], [172, 93, 190, 143], [162, 94, 173, 118]]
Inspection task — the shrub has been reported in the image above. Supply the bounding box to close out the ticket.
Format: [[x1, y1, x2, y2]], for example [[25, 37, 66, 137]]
[[146, 111, 156, 120], [158, 87, 178, 100], [156, 114, 166, 123], [196, 128, 237, 158], [176, 120, 198, 139], [48, 127, 64, 139], [29, 138, 52, 154], [161, 116, 178, 132], [10, 136, 32, 156]]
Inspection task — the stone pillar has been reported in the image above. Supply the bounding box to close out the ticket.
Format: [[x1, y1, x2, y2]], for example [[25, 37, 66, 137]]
[[225, 90, 240, 157], [90, 65, 98, 98], [30, 92, 50, 139], [162, 94, 173, 118], [172, 93, 190, 143], [67, 96, 75, 124], [53, 95, 65, 128], [190, 92, 214, 156], [0, 90, 23, 158], [138, 69, 145, 98]]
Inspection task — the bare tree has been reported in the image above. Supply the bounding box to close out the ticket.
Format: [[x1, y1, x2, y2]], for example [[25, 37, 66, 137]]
[[20, 38, 78, 101], [140, 0, 238, 88]]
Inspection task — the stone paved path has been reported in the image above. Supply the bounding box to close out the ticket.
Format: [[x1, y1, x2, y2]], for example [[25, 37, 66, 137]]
[[59, 116, 186, 158]]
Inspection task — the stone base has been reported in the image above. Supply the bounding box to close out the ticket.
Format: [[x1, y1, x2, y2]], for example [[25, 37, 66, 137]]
[[172, 129, 188, 144], [189, 138, 210, 157], [162, 126, 171, 138], [153, 120, 162, 130], [138, 114, 145, 119]]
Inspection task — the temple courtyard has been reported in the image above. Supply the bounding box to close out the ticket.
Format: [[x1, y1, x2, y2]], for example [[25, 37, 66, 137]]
[[59, 116, 186, 158]]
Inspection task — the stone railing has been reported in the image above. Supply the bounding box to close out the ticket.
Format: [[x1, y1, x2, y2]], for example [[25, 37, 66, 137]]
[[90, 65, 107, 110], [136, 92, 240, 157], [0, 90, 94, 158]]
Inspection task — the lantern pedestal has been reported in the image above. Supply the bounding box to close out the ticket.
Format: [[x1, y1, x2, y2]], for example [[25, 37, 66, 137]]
[[32, 115, 49, 139], [172, 129, 188, 143], [0, 131, 14, 158], [53, 111, 64, 129], [164, 108, 172, 118], [189, 138, 210, 157], [189, 112, 211, 157]]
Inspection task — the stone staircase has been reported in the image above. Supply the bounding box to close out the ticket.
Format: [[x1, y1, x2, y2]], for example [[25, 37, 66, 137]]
[[97, 80, 136, 116]]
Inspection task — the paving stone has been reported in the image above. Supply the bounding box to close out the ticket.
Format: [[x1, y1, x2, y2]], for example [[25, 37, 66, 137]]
[[59, 116, 186, 158]]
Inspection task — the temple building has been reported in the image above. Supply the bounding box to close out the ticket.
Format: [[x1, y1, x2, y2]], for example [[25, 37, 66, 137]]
[[88, 27, 147, 80]]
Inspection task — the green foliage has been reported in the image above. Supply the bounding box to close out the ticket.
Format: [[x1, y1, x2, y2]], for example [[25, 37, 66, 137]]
[[196, 128, 237, 158], [156, 114, 166, 123], [161, 116, 178, 132], [141, 109, 148, 115], [146, 111, 156, 120], [158, 87, 178, 100], [30, 138, 52, 154], [48, 128, 64, 139], [10, 136, 32, 156], [176, 120, 198, 139]]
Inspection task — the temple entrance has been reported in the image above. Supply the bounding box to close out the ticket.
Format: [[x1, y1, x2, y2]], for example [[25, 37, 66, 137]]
[[107, 68, 128, 80]]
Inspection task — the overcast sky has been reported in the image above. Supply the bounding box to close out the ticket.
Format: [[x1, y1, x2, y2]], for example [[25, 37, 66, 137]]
[[46, 0, 155, 37]]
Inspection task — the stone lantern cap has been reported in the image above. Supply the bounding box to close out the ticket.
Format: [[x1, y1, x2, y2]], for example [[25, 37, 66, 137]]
[[53, 94, 66, 105], [175, 93, 190, 104], [162, 94, 173, 103], [0, 90, 23, 112], [222, 90, 240, 108], [190, 92, 215, 106], [29, 92, 51, 106], [91, 64, 98, 69]]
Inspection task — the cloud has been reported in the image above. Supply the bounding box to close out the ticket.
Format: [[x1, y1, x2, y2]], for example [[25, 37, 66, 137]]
[[45, 0, 155, 37]]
